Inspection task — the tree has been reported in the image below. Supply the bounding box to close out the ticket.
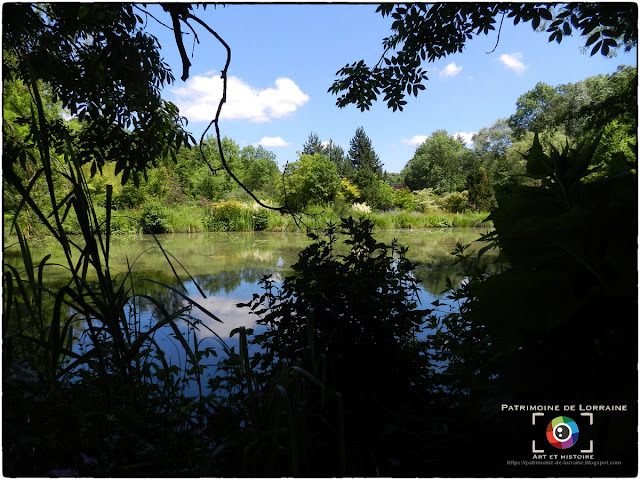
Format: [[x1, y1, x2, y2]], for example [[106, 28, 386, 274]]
[[346, 127, 389, 208], [507, 67, 638, 181], [470, 118, 529, 192], [283, 153, 341, 209], [301, 131, 324, 156], [402, 130, 472, 194], [3, 3, 195, 185], [355, 169, 394, 210], [329, 3, 637, 111], [508, 83, 560, 138], [472, 118, 513, 158], [508, 66, 638, 140], [348, 126, 383, 176], [579, 65, 637, 134], [237, 145, 280, 193], [465, 166, 496, 211], [322, 139, 353, 179]]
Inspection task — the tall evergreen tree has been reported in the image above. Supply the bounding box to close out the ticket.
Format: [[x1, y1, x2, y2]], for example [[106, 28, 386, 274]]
[[348, 127, 388, 207], [348, 127, 383, 176], [301, 131, 324, 155], [323, 139, 353, 179]]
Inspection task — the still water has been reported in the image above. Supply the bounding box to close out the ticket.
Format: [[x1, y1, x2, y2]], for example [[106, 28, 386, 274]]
[[5, 228, 493, 391], [84, 228, 490, 335]]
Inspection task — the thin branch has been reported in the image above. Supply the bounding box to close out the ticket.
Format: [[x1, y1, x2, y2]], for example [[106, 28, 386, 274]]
[[169, 9, 192, 81], [170, 9, 322, 230], [134, 5, 188, 34], [486, 13, 506, 54], [185, 13, 290, 214]]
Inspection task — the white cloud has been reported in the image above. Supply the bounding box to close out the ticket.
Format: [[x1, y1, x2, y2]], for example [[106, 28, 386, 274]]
[[253, 136, 290, 148], [191, 296, 258, 339], [402, 135, 429, 146], [172, 74, 309, 123], [440, 62, 463, 78], [453, 131, 476, 146], [499, 53, 528, 74]]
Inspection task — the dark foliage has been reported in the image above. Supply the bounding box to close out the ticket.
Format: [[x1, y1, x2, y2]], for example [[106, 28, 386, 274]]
[[206, 217, 446, 476], [3, 3, 194, 185], [428, 133, 638, 475], [330, 3, 637, 111]]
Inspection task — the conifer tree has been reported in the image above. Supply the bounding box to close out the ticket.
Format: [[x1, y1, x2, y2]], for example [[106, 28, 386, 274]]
[[348, 126, 383, 176], [302, 131, 324, 155], [323, 139, 353, 179]]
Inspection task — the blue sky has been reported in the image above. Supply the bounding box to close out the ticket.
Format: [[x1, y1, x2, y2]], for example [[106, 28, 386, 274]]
[[143, 4, 637, 173]]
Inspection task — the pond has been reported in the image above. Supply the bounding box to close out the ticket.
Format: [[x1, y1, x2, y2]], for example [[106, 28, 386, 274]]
[[5, 228, 492, 330], [4, 228, 494, 394]]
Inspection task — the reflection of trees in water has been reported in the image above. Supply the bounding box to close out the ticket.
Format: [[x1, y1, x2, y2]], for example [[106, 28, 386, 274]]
[[193, 268, 275, 296], [382, 229, 499, 295], [9, 229, 494, 315], [134, 266, 282, 319], [413, 254, 499, 295]]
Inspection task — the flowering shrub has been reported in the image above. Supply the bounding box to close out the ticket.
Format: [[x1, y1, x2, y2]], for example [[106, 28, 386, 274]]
[[350, 202, 371, 214]]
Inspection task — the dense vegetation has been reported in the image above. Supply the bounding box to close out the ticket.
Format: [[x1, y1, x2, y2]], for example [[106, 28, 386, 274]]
[[7, 67, 637, 236], [3, 3, 637, 477]]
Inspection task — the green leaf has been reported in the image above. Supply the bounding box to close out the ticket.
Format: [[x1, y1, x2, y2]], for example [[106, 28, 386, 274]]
[[590, 40, 603, 56], [585, 31, 600, 46], [532, 16, 540, 30], [525, 133, 553, 178], [539, 8, 552, 20]]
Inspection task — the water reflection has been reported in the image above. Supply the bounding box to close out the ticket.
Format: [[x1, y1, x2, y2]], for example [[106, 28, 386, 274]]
[[5, 229, 495, 391], [109, 229, 494, 339]]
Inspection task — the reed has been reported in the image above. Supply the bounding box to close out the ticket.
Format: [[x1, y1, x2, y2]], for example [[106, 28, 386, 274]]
[[3, 69, 225, 476]]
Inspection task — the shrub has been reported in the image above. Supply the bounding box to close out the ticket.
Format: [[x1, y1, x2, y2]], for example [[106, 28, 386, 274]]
[[437, 190, 469, 213], [221, 217, 433, 475], [350, 202, 371, 214], [140, 199, 169, 233], [336, 177, 360, 203], [395, 211, 413, 228], [112, 183, 145, 210], [109, 214, 139, 234], [251, 216, 429, 378], [413, 188, 440, 213], [252, 209, 269, 231], [393, 187, 416, 211], [203, 200, 253, 232], [422, 214, 454, 228]]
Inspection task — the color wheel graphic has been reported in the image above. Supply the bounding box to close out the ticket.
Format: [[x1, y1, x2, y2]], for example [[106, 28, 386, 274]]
[[546, 416, 579, 449]]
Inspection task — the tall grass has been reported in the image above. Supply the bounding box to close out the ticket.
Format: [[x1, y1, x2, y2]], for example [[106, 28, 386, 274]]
[[3, 71, 226, 476], [207, 325, 347, 477], [7, 196, 491, 236], [368, 210, 490, 229], [166, 204, 206, 233]]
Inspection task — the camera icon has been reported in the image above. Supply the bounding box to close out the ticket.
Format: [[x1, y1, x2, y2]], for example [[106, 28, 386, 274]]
[[546, 416, 579, 449]]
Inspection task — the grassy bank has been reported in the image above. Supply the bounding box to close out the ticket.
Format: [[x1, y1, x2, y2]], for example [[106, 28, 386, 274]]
[[6, 200, 492, 237]]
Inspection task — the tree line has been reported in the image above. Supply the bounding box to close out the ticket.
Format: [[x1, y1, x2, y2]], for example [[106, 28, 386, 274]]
[[5, 64, 635, 235]]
